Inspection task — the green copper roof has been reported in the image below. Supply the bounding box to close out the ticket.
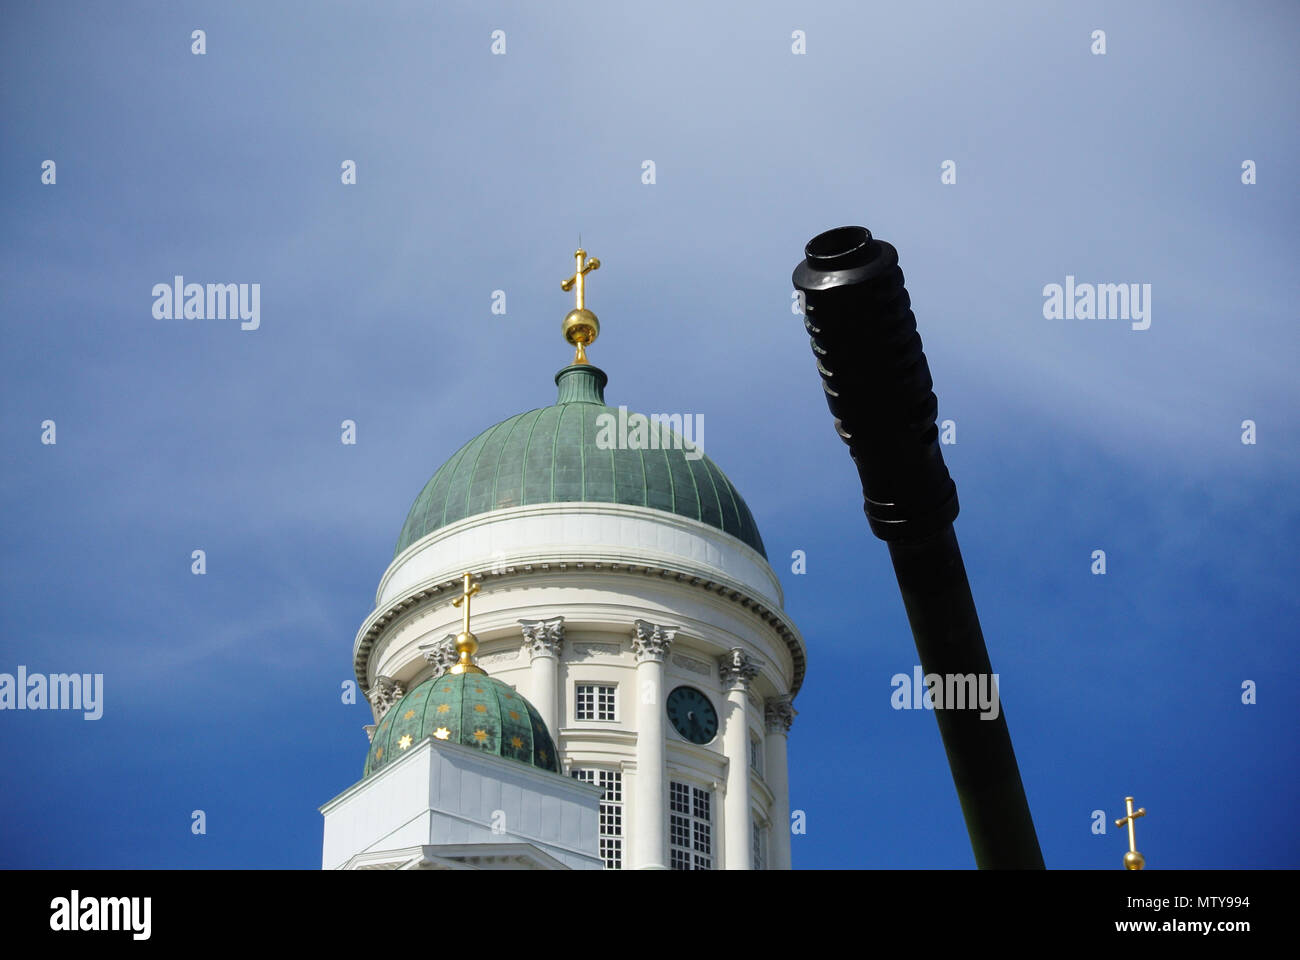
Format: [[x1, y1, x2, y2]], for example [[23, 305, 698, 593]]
[[394, 364, 767, 558], [364, 672, 558, 778]]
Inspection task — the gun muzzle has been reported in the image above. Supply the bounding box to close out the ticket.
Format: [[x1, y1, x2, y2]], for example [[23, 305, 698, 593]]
[[793, 225, 1045, 869]]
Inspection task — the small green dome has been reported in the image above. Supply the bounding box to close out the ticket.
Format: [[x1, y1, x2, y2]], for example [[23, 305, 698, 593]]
[[394, 364, 767, 558], [365, 672, 559, 778]]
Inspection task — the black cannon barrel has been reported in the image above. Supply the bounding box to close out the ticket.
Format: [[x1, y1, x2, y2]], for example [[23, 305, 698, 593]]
[[793, 225, 1044, 869]]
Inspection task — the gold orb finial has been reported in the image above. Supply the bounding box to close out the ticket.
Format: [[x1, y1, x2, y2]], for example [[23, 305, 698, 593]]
[[560, 248, 600, 364], [449, 572, 486, 675]]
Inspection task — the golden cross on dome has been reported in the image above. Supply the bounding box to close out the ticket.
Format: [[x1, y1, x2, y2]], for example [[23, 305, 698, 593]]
[[561, 248, 600, 310], [451, 572, 479, 635], [560, 248, 601, 364], [449, 572, 486, 675], [1114, 796, 1147, 870]]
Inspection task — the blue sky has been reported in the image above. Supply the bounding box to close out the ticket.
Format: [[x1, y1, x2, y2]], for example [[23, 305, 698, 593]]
[[1, 1, 1295, 869]]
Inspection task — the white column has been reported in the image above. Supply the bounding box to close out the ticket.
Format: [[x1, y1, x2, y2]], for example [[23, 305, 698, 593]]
[[631, 619, 676, 870], [519, 617, 564, 739], [719, 648, 761, 870], [764, 695, 796, 870]]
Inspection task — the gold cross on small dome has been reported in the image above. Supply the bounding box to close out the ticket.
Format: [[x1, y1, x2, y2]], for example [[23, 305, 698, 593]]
[[449, 572, 486, 675], [560, 248, 601, 364]]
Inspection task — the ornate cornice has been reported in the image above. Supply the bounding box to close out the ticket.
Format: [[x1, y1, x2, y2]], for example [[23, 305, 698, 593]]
[[631, 619, 677, 663], [718, 647, 761, 690], [764, 695, 796, 734], [519, 616, 565, 659]]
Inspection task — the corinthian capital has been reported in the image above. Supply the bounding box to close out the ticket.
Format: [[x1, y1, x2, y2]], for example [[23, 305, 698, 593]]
[[764, 695, 796, 734], [419, 634, 459, 678], [631, 619, 677, 663], [519, 617, 565, 659], [367, 675, 405, 719], [718, 648, 761, 690]]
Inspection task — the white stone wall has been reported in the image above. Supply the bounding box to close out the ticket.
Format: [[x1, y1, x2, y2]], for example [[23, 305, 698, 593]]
[[321, 738, 604, 870]]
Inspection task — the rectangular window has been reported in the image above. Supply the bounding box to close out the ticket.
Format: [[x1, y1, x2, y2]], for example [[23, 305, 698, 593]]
[[749, 734, 763, 775], [572, 768, 623, 869], [575, 683, 616, 721], [669, 780, 712, 870], [752, 821, 766, 871]]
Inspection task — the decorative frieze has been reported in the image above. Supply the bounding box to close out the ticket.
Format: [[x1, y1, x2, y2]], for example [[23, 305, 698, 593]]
[[478, 650, 520, 668], [672, 653, 712, 677], [570, 642, 621, 661], [631, 619, 677, 663], [519, 617, 565, 660]]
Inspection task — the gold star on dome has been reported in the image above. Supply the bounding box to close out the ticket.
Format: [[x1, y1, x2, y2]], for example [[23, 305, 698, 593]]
[[434, 727, 450, 740], [398, 734, 413, 750], [473, 729, 488, 742], [375, 747, 384, 759], [436, 703, 450, 714], [474, 703, 487, 713], [509, 710, 520, 721], [538, 749, 548, 761], [510, 736, 524, 749], [474, 687, 484, 694], [403, 709, 415, 720], [443, 686, 452, 693]]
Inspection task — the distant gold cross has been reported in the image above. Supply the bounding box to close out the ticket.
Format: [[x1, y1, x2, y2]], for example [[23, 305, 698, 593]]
[[561, 248, 600, 310], [451, 572, 479, 637], [1115, 796, 1147, 870]]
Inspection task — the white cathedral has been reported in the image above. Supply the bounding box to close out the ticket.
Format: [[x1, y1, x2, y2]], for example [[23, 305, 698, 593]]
[[320, 251, 806, 869]]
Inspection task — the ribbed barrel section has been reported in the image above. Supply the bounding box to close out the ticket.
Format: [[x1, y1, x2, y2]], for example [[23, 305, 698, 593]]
[[792, 226, 958, 542]]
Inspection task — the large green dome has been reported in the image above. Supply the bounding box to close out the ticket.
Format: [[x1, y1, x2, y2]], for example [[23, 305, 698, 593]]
[[394, 364, 767, 557], [364, 672, 558, 778]]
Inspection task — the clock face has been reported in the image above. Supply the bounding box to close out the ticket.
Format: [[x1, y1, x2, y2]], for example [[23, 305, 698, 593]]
[[666, 686, 718, 744]]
